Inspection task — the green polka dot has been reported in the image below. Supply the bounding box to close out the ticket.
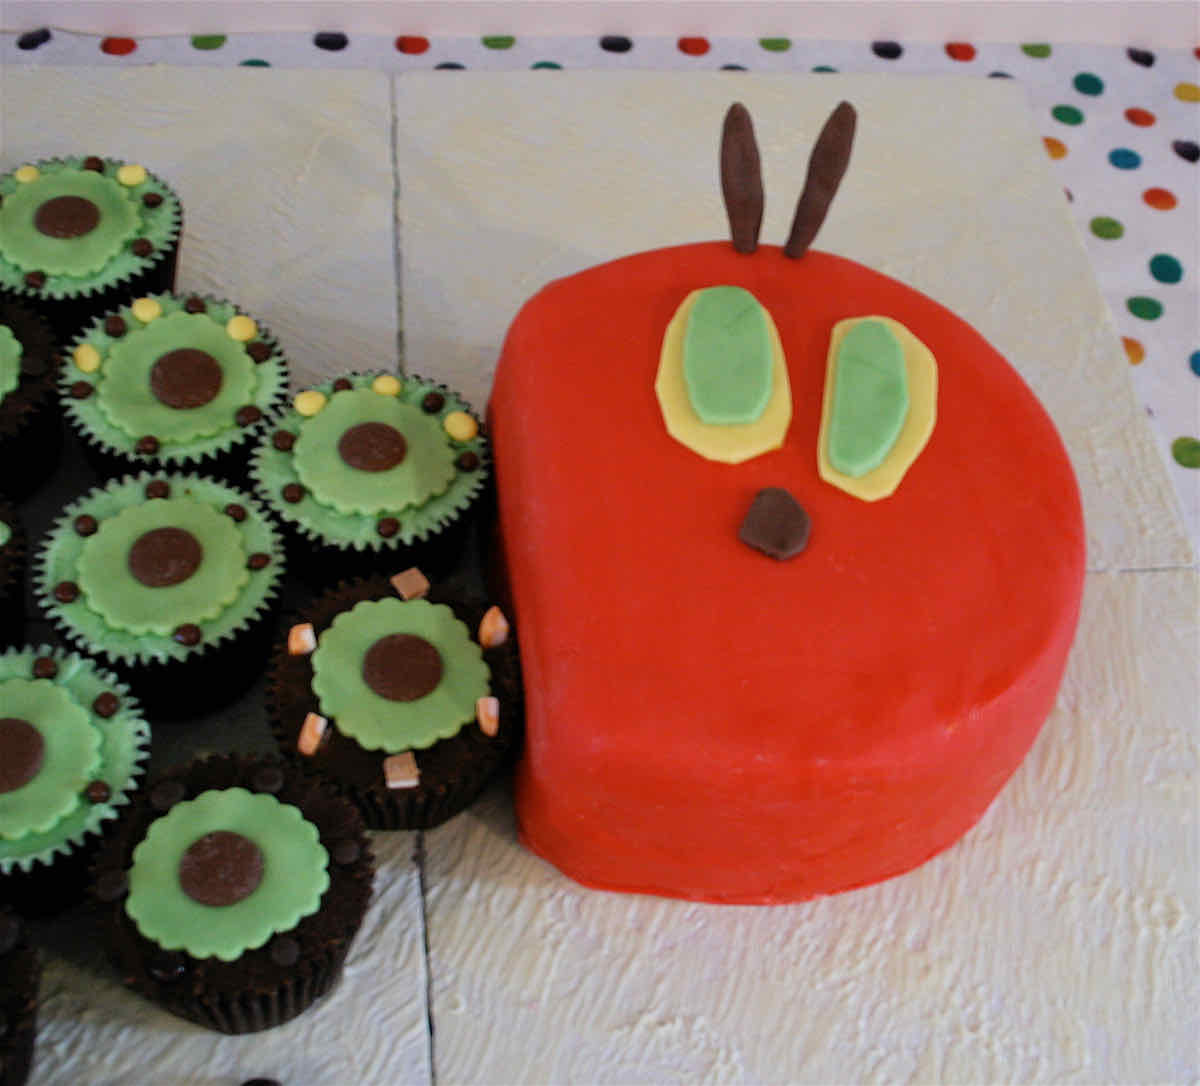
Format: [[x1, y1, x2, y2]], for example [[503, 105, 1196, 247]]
[[1073, 72, 1104, 95], [1090, 216, 1124, 239], [1022, 43, 1052, 58], [1171, 437, 1200, 468], [239, 58, 270, 67], [759, 38, 791, 52], [1127, 296, 1163, 320], [190, 34, 226, 50], [1150, 254, 1183, 284], [482, 35, 515, 50], [1052, 105, 1085, 125], [812, 65, 838, 73], [531, 61, 562, 69]]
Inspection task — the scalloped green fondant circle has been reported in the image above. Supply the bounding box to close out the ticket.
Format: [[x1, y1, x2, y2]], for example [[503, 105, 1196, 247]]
[[0, 324, 20, 403], [76, 497, 249, 636], [125, 788, 330, 961], [311, 597, 489, 752], [0, 168, 139, 277], [95, 312, 258, 442], [0, 647, 150, 874], [0, 679, 101, 840], [293, 388, 456, 515]]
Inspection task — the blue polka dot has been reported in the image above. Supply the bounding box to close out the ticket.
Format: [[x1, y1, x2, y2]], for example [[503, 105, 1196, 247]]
[[1109, 148, 1142, 169], [1190, 350, 1200, 377]]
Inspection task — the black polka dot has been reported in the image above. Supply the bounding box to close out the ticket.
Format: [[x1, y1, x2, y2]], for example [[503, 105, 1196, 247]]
[[1127, 47, 1155, 67], [600, 35, 633, 53], [1172, 140, 1199, 163], [435, 61, 465, 70], [872, 41, 903, 60], [988, 71, 1014, 78], [721, 64, 747, 71], [314, 31, 348, 51], [17, 27, 51, 49]]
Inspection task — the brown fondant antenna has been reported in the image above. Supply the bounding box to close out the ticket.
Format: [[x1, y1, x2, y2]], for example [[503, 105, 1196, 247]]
[[783, 101, 857, 259], [721, 103, 764, 254]]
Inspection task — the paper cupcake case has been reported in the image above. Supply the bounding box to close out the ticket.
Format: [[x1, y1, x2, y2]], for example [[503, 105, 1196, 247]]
[[0, 906, 41, 1086], [34, 473, 287, 718], [0, 299, 62, 502], [0, 156, 182, 339], [250, 372, 492, 588], [90, 754, 373, 1035], [60, 292, 290, 485]]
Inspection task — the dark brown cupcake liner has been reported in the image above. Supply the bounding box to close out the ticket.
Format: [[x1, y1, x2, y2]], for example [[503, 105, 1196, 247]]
[[91, 753, 373, 1035], [0, 301, 61, 503], [0, 907, 40, 1086], [266, 573, 523, 831], [0, 501, 26, 648]]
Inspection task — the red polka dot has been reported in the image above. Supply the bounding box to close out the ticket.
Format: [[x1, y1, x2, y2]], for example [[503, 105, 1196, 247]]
[[1143, 187, 1178, 210], [678, 37, 710, 56], [100, 36, 137, 56], [395, 35, 429, 54], [1125, 107, 1156, 127], [946, 42, 976, 61]]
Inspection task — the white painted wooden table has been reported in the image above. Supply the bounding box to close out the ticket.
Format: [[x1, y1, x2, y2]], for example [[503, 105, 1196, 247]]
[[4, 69, 1196, 1085]]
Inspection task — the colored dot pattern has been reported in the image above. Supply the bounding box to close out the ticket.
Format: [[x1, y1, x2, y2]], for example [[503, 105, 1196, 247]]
[[1074, 72, 1104, 95], [1143, 188, 1178, 211], [1125, 107, 1156, 126], [1109, 148, 1141, 169], [1044, 137, 1067, 160], [1091, 217, 1124, 240], [1052, 105, 1084, 125], [1123, 338, 1145, 365], [1128, 297, 1164, 321], [1150, 255, 1183, 284]]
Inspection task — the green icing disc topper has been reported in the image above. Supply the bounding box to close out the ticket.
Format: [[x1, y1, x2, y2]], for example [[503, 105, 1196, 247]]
[[682, 286, 774, 425], [827, 319, 910, 477], [0, 324, 21, 403]]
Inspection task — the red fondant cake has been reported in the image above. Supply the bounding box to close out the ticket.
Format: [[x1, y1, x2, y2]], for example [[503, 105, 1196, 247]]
[[488, 106, 1085, 904]]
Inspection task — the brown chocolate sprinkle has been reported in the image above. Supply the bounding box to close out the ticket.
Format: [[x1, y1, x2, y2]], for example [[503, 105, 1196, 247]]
[[142, 191, 164, 209], [149, 779, 186, 812], [421, 391, 445, 414], [0, 718, 45, 793], [69, 381, 94, 399], [247, 552, 271, 571], [282, 483, 305, 504], [272, 430, 296, 452], [456, 450, 480, 472], [362, 634, 443, 702], [135, 435, 160, 455], [337, 421, 407, 472], [235, 404, 263, 426], [54, 580, 80, 603], [32, 656, 57, 679], [269, 936, 301, 967], [332, 377, 353, 392], [331, 839, 361, 866], [247, 341, 272, 363], [224, 502, 247, 523], [105, 314, 127, 337], [128, 527, 203, 588], [94, 869, 129, 902], [92, 692, 120, 718], [74, 514, 99, 536], [251, 766, 284, 794], [183, 295, 206, 314], [131, 238, 153, 258], [24, 271, 46, 289], [145, 479, 170, 499], [148, 950, 188, 982], [738, 486, 811, 560], [35, 195, 100, 238], [376, 517, 400, 538], [179, 830, 264, 907], [173, 624, 202, 647], [783, 100, 858, 260], [150, 348, 223, 409], [85, 779, 112, 804], [721, 102, 765, 254], [83, 155, 105, 172]]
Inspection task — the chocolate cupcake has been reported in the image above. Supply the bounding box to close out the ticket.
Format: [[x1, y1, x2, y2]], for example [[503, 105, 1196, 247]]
[[267, 571, 521, 830], [0, 156, 181, 338], [92, 754, 373, 1034], [0, 645, 150, 916], [251, 372, 490, 586], [0, 907, 40, 1086], [0, 503, 25, 647], [61, 293, 289, 483], [35, 473, 286, 716], [0, 299, 60, 501]]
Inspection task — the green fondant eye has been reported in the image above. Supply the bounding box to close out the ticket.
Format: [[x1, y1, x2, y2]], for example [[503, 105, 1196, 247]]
[[827, 319, 909, 477], [682, 286, 773, 424]]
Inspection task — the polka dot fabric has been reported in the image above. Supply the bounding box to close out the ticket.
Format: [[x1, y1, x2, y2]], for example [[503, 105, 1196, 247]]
[[1, 27, 1196, 538]]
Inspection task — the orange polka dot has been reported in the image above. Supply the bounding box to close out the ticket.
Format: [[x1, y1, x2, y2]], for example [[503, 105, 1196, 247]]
[[1143, 187, 1178, 210], [1175, 82, 1200, 102], [100, 36, 137, 55], [1043, 137, 1067, 159], [1125, 107, 1156, 127], [1122, 337, 1145, 365]]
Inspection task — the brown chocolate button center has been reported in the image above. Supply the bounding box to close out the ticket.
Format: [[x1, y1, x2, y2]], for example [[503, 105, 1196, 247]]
[[127, 527, 204, 587], [178, 831, 264, 907], [149, 349, 224, 409], [34, 195, 101, 239], [337, 422, 407, 472], [362, 634, 443, 702], [0, 718, 45, 794]]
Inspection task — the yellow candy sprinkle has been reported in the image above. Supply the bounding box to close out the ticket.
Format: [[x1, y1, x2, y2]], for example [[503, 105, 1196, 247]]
[[73, 344, 101, 374], [14, 165, 40, 184], [130, 297, 162, 324], [116, 164, 147, 187], [226, 315, 257, 342], [443, 411, 479, 443], [295, 390, 327, 417], [372, 374, 403, 397]]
